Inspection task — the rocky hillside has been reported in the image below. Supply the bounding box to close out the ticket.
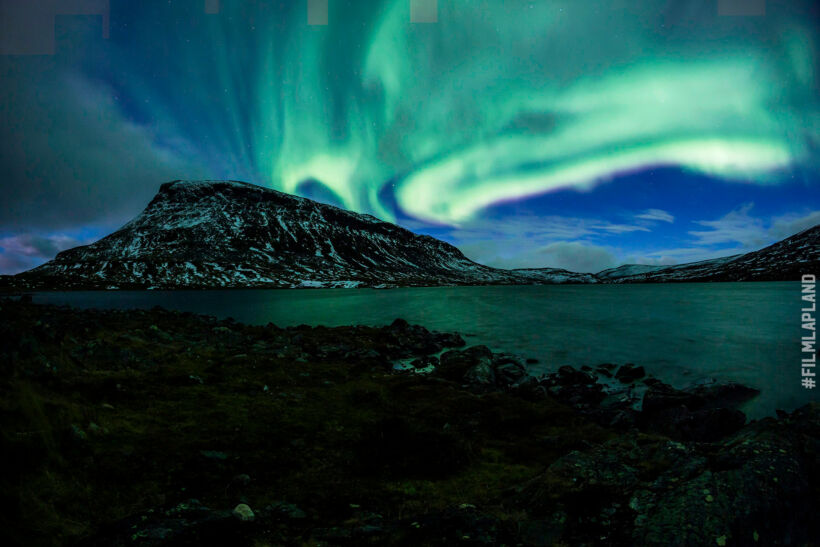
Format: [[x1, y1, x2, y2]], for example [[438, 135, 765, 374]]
[[511, 268, 598, 284], [598, 225, 820, 283], [12, 180, 585, 289]]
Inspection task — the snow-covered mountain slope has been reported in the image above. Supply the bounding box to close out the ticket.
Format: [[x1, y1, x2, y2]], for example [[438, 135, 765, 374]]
[[8, 181, 817, 290], [511, 268, 599, 284], [12, 180, 592, 289], [596, 264, 667, 281], [598, 225, 820, 283]]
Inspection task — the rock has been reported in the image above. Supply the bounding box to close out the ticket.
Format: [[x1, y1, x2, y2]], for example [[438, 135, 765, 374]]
[[265, 501, 307, 520], [314, 527, 353, 541], [410, 355, 439, 370], [639, 379, 757, 441], [631, 406, 818, 545], [232, 503, 255, 522], [607, 409, 638, 430], [401, 505, 506, 545], [643, 379, 759, 414], [615, 363, 645, 383], [436, 345, 493, 382], [464, 360, 496, 385], [512, 373, 539, 389], [549, 445, 641, 492], [648, 406, 747, 442], [283, 505, 306, 520], [549, 382, 606, 408], [70, 424, 87, 441], [233, 473, 251, 486], [494, 358, 527, 386], [682, 380, 760, 410], [433, 331, 466, 349], [642, 382, 697, 413], [389, 318, 409, 330], [554, 365, 595, 386], [683, 407, 747, 442], [642, 377, 664, 387], [518, 519, 564, 546], [91, 499, 235, 545]]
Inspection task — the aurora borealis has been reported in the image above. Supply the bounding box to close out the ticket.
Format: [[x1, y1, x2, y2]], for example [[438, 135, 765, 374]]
[[1, 0, 819, 273]]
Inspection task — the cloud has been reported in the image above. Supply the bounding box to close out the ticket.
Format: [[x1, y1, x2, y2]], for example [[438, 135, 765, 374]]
[[688, 203, 767, 247], [596, 223, 651, 234], [442, 211, 658, 270], [621, 205, 820, 269], [0, 62, 211, 232], [524, 241, 619, 273], [0, 233, 92, 274], [625, 247, 746, 267], [448, 214, 651, 243], [458, 236, 619, 273], [0, 253, 35, 275], [689, 204, 820, 248], [636, 208, 674, 223], [769, 210, 820, 240], [451, 203, 820, 272]]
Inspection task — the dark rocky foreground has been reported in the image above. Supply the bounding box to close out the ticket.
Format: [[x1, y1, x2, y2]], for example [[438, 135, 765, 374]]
[[1, 298, 817, 546]]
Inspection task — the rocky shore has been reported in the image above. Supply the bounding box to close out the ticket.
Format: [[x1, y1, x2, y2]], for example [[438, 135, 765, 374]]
[[1, 298, 817, 546]]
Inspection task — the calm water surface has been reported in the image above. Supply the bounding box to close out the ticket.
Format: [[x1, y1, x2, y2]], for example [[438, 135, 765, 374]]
[[33, 283, 814, 418]]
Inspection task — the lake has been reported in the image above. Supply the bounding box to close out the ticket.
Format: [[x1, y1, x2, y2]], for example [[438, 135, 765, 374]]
[[31, 282, 813, 418]]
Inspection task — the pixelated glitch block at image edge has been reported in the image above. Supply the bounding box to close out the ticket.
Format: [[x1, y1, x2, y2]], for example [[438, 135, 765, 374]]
[[0, 0, 109, 55]]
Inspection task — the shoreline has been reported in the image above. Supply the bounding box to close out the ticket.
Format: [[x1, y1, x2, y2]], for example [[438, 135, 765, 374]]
[[1, 298, 817, 545], [0, 278, 802, 294]]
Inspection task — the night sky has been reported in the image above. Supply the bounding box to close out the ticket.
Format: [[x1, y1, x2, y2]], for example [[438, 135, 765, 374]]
[[1, 0, 818, 274]]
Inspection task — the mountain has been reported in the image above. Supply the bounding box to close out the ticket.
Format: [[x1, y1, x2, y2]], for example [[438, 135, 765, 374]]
[[598, 225, 820, 283], [510, 268, 598, 284], [5, 180, 817, 290], [9, 180, 591, 289], [595, 264, 668, 281]]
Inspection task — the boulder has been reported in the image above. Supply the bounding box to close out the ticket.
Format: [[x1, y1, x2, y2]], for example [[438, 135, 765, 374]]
[[464, 360, 496, 385], [614, 364, 645, 383], [436, 345, 493, 382], [554, 365, 595, 386], [641, 382, 698, 413], [631, 406, 819, 545], [682, 381, 760, 410], [232, 503, 255, 522], [410, 355, 439, 370], [642, 405, 747, 442], [493, 355, 528, 386]]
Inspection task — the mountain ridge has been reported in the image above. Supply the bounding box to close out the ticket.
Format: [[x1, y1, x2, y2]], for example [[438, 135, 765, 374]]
[[4, 180, 818, 289], [9, 180, 591, 289]]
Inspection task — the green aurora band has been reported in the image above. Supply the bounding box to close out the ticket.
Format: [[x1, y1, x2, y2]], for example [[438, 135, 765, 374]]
[[123, 0, 819, 226]]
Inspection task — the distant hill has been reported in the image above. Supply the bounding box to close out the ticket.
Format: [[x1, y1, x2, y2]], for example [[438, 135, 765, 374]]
[[596, 226, 819, 283]]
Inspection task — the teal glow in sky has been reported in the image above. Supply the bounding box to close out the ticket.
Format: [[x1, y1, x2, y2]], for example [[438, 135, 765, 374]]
[[1, 0, 818, 273], [104, 0, 820, 224]]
